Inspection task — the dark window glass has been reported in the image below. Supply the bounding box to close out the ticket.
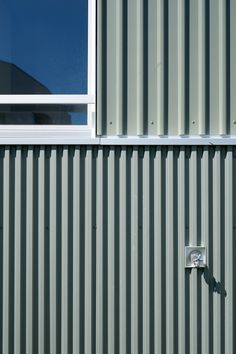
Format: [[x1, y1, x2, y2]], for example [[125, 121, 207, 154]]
[[0, 105, 87, 124], [0, 0, 88, 94]]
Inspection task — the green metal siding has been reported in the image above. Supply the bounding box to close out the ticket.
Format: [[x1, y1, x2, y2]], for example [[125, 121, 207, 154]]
[[97, 0, 236, 136], [0, 145, 235, 354]]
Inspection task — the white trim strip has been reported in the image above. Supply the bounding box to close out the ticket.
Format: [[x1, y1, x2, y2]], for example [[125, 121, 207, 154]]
[[0, 95, 95, 104], [87, 0, 96, 132], [1, 135, 236, 145], [99, 136, 236, 145], [88, 0, 96, 97]]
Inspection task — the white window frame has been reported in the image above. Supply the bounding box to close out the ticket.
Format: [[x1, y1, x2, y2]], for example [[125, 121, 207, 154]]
[[0, 0, 96, 144]]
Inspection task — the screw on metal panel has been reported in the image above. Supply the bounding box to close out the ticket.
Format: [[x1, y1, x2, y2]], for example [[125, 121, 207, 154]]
[[192, 120, 195, 124], [150, 121, 154, 125], [109, 121, 113, 125]]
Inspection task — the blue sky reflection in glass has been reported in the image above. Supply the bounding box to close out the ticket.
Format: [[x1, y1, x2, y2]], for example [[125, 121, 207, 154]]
[[0, 0, 88, 94]]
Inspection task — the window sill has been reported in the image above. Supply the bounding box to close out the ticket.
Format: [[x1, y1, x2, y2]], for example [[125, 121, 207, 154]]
[[0, 126, 97, 145]]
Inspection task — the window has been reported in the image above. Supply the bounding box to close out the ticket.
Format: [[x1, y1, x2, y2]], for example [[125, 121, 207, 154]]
[[0, 0, 96, 143]]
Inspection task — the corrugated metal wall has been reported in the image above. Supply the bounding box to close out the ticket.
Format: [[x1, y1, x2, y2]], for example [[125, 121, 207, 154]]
[[97, 0, 236, 136], [0, 145, 235, 354]]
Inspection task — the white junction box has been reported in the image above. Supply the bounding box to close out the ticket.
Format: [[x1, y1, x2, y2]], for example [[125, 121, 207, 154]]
[[185, 246, 207, 268]]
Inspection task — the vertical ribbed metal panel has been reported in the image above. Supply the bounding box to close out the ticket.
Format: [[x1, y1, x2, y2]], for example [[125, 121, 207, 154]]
[[97, 0, 234, 136], [0, 145, 235, 354]]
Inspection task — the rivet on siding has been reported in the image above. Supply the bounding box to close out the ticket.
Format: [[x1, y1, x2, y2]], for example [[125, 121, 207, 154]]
[[233, 120, 236, 125], [150, 121, 154, 125], [109, 121, 113, 125], [192, 120, 195, 125]]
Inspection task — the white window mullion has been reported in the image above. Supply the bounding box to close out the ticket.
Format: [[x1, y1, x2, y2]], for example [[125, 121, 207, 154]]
[[0, 94, 95, 105]]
